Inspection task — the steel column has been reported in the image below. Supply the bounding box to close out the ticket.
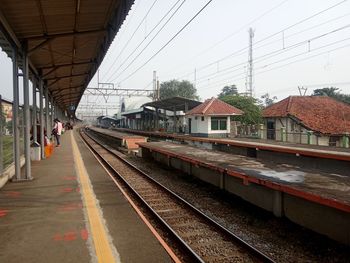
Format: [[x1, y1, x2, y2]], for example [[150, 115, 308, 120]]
[[45, 87, 50, 140], [32, 78, 38, 143], [50, 96, 54, 129], [173, 107, 176, 133], [39, 79, 45, 159], [23, 47, 32, 180], [12, 46, 21, 180], [0, 95, 3, 173]]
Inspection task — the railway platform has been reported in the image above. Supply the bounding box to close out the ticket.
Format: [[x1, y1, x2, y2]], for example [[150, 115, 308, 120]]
[[113, 128, 350, 174], [138, 141, 350, 245], [0, 130, 173, 263], [89, 127, 147, 150]]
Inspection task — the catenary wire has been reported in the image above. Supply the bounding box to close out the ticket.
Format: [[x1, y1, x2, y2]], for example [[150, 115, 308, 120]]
[[111, 0, 214, 84], [165, 0, 349, 81], [106, 0, 187, 83], [101, 0, 159, 80]]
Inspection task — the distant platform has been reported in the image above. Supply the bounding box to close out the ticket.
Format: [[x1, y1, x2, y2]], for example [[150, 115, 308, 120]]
[[89, 127, 147, 149], [114, 128, 350, 161], [138, 140, 350, 245]]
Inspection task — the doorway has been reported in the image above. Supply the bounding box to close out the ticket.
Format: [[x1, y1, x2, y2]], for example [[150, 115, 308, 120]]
[[267, 120, 275, 140]]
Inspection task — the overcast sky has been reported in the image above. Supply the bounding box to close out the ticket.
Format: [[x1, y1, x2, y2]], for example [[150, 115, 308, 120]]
[[1, 0, 350, 115]]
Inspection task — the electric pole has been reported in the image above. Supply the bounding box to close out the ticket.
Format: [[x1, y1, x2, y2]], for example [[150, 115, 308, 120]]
[[246, 28, 254, 97], [153, 70, 157, 101]]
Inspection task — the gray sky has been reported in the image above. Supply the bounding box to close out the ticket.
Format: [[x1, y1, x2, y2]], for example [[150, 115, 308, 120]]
[[1, 0, 350, 115]]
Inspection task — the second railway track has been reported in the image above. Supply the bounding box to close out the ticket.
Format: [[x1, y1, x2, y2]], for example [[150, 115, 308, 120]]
[[80, 129, 274, 263]]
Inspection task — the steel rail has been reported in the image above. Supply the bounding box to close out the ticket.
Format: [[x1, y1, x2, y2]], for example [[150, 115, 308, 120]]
[[81, 129, 275, 263]]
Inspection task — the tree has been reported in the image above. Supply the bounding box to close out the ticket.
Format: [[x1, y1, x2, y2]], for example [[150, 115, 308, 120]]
[[260, 93, 277, 107], [312, 87, 339, 97], [312, 87, 350, 104], [159, 80, 199, 100], [5, 120, 13, 135], [220, 95, 262, 124], [218, 85, 238, 98]]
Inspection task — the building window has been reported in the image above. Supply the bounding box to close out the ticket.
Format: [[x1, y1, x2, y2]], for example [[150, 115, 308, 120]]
[[211, 117, 227, 130], [201, 116, 204, 121], [195, 116, 198, 120]]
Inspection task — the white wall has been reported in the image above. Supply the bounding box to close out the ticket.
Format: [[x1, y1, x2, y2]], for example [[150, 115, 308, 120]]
[[187, 115, 230, 135], [208, 116, 230, 134]]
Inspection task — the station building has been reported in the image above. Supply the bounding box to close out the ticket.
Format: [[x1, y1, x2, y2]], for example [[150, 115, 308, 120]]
[[96, 116, 119, 128], [262, 96, 350, 147], [185, 97, 243, 138]]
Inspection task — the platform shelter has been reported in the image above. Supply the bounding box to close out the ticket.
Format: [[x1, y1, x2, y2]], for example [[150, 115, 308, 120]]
[[0, 0, 134, 181]]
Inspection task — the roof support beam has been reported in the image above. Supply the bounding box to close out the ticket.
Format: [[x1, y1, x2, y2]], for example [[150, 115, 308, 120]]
[[45, 73, 88, 81], [51, 85, 83, 94], [25, 29, 105, 41], [0, 10, 38, 76], [28, 39, 51, 55], [38, 61, 93, 70], [58, 96, 81, 104]]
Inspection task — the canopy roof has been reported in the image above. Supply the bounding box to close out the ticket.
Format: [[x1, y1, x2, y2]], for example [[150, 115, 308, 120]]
[[143, 97, 201, 112], [0, 0, 134, 112]]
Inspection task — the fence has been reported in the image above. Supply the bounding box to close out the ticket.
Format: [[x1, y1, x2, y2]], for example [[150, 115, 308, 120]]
[[235, 123, 349, 148], [0, 95, 24, 174]]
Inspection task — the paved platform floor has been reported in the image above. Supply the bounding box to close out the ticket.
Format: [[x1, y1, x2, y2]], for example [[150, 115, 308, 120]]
[[0, 130, 172, 263], [139, 141, 350, 211], [114, 128, 350, 161]]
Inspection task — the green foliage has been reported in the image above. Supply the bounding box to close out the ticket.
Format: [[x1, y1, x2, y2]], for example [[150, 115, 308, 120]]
[[0, 109, 5, 132], [6, 120, 13, 134], [220, 95, 262, 124], [312, 87, 350, 104], [218, 85, 238, 98], [260, 93, 277, 107], [159, 80, 199, 100]]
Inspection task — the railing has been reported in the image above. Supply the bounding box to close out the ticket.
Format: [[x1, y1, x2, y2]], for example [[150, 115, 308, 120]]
[[235, 125, 349, 148], [0, 96, 25, 174]]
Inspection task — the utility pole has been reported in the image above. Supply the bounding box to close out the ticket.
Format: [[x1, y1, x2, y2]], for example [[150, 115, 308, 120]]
[[153, 70, 157, 101], [246, 28, 254, 97], [156, 79, 160, 101], [194, 68, 197, 89], [298, 86, 308, 96]]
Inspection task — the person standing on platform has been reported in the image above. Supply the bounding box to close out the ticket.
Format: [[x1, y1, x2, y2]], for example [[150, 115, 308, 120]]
[[52, 118, 63, 147]]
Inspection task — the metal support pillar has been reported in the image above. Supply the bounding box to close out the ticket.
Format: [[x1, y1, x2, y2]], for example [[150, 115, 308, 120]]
[[0, 95, 3, 173], [50, 96, 54, 130], [23, 46, 32, 180], [39, 79, 45, 159], [32, 78, 38, 143], [45, 86, 50, 140], [184, 103, 188, 134], [12, 46, 21, 180], [155, 107, 159, 131], [173, 107, 176, 133]]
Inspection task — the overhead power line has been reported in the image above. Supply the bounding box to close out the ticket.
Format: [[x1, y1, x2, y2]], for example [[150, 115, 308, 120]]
[[194, 24, 350, 85], [202, 40, 350, 91], [101, 0, 159, 80], [106, 0, 187, 83], [166, 0, 291, 74], [165, 0, 349, 81], [112, 0, 214, 84]]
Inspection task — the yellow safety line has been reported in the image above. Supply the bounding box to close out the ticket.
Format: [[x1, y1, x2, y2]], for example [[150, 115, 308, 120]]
[[81, 135, 182, 263], [71, 132, 117, 263]]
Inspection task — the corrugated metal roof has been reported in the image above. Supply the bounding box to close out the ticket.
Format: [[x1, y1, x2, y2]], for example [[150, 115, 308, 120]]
[[0, 0, 134, 113]]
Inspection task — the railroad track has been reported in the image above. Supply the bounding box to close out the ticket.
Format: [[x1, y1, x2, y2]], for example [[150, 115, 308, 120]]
[[80, 129, 274, 263]]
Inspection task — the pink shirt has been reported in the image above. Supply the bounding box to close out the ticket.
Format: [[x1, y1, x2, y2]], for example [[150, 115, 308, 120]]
[[54, 122, 63, 135]]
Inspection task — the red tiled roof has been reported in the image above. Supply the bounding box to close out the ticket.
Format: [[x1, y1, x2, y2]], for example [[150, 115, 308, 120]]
[[262, 96, 350, 135], [186, 97, 243, 116]]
